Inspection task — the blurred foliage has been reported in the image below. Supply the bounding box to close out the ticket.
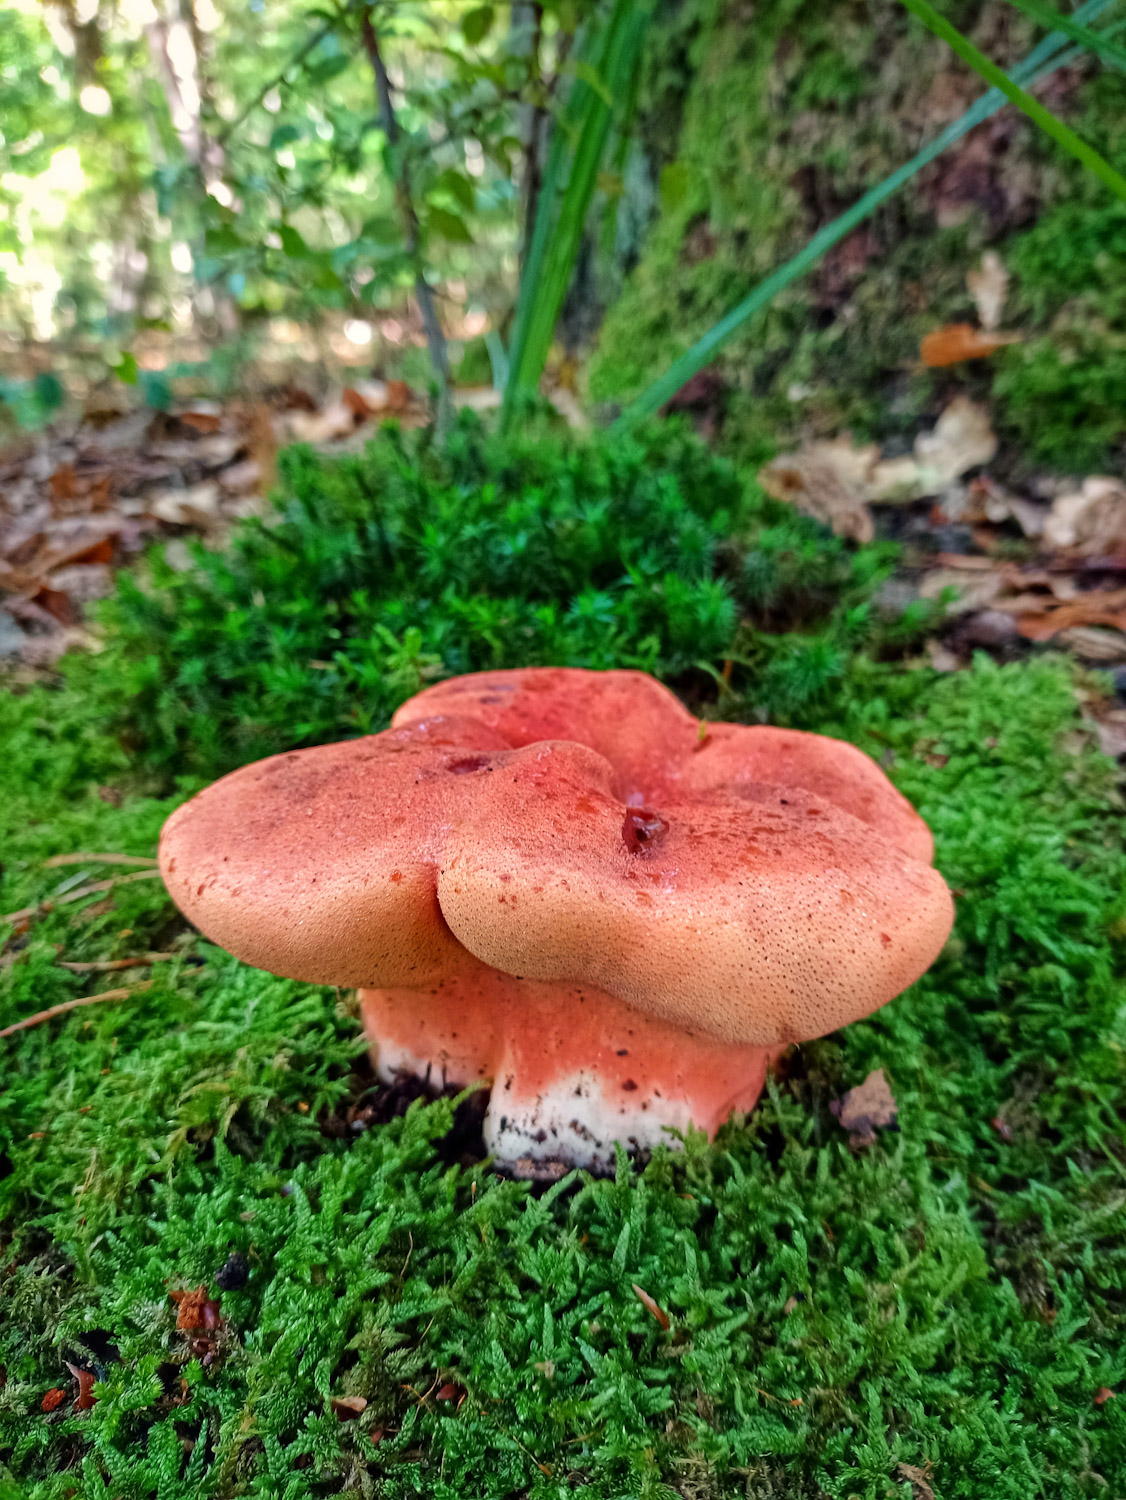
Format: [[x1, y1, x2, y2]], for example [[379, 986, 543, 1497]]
[[0, 0, 622, 365]]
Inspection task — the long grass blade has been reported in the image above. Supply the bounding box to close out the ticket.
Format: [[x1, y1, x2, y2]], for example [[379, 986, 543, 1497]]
[[1007, 0, 1126, 71], [504, 0, 649, 414], [899, 0, 1126, 201], [619, 0, 1117, 422]]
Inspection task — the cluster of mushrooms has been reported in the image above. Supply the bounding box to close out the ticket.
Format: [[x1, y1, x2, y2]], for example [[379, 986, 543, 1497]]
[[160, 668, 953, 1176]]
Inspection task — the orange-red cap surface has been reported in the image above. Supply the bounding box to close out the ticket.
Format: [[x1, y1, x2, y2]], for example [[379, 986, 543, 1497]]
[[160, 667, 953, 1048]]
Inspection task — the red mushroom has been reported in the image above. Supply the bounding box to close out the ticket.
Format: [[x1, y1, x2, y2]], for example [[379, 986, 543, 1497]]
[[159, 668, 953, 1175]]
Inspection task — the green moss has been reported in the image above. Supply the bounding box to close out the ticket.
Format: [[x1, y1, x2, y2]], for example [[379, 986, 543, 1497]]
[[993, 322, 1126, 471], [3, 640, 1126, 1497], [83, 412, 899, 781]]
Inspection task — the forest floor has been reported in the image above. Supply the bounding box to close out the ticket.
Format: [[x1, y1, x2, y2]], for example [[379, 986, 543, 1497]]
[[1, 408, 1125, 1499]]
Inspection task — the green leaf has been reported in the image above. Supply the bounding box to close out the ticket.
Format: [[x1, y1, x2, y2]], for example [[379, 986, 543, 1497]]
[[32, 371, 64, 414], [897, 0, 1126, 203], [279, 223, 310, 258], [308, 51, 350, 84], [204, 223, 245, 255], [269, 123, 303, 151], [619, 0, 1118, 421], [462, 5, 495, 44], [139, 370, 172, 411], [505, 0, 651, 412], [111, 352, 138, 385], [431, 167, 476, 212], [360, 214, 402, 244], [425, 205, 474, 243]]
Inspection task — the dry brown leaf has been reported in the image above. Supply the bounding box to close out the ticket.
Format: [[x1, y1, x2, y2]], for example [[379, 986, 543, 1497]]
[[1057, 626, 1126, 663], [65, 1362, 98, 1411], [896, 1461, 936, 1500], [920, 322, 1020, 366], [918, 567, 1006, 615], [914, 397, 997, 488], [1092, 712, 1126, 759], [170, 1286, 222, 1331], [758, 439, 877, 543], [1014, 593, 1126, 642], [1043, 478, 1126, 556], [331, 1395, 369, 1419], [146, 482, 221, 527], [341, 388, 372, 422], [178, 410, 223, 434], [632, 1284, 672, 1330], [966, 250, 1009, 331], [830, 1068, 898, 1145]]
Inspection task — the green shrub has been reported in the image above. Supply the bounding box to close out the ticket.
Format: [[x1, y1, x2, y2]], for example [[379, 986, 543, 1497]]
[[90, 411, 896, 779]]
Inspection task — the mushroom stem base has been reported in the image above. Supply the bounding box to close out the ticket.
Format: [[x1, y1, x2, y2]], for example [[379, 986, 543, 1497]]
[[359, 962, 784, 1177]]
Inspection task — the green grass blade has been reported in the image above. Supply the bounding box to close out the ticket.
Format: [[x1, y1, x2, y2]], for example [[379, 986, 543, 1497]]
[[619, 0, 1116, 422], [504, 0, 649, 415], [899, 0, 1126, 201], [1007, 0, 1126, 71]]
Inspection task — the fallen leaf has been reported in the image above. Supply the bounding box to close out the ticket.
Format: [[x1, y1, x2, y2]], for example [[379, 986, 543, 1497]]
[[632, 1284, 671, 1330], [830, 1068, 898, 1145], [966, 250, 1009, 331], [146, 482, 221, 527], [1094, 1387, 1116, 1406], [1092, 711, 1126, 759], [436, 1381, 467, 1401], [918, 567, 1006, 615], [385, 379, 412, 414], [331, 1394, 369, 1419], [1012, 591, 1126, 642], [1043, 478, 1126, 556], [758, 438, 877, 542], [341, 387, 372, 422], [920, 322, 1020, 366], [896, 1460, 936, 1500], [65, 1363, 97, 1411], [178, 410, 222, 434], [1056, 626, 1126, 663], [914, 397, 997, 489], [170, 1285, 222, 1331]]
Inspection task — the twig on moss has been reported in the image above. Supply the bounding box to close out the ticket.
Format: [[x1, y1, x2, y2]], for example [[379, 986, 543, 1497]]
[[0, 982, 153, 1038], [58, 953, 176, 973], [3, 869, 165, 927], [44, 853, 158, 869]]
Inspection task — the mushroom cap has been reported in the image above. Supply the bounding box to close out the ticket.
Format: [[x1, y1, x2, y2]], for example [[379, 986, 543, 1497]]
[[435, 740, 950, 1045], [160, 667, 953, 1045], [159, 715, 497, 988], [393, 667, 933, 862]]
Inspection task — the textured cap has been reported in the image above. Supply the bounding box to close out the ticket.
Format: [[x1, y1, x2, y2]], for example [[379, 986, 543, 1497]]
[[393, 667, 932, 861], [161, 668, 953, 1047], [435, 740, 951, 1045]]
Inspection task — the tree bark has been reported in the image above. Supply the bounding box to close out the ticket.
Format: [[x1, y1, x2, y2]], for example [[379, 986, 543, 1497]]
[[361, 5, 453, 434]]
